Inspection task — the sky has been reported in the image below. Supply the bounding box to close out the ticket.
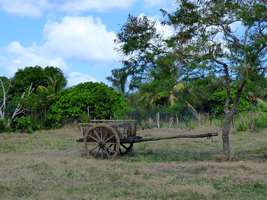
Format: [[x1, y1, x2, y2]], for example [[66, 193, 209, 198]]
[[0, 0, 175, 86]]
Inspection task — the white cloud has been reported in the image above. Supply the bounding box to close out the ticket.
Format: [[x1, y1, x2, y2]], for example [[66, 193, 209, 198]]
[[154, 19, 174, 39], [0, 16, 115, 85], [138, 14, 174, 39], [60, 0, 136, 13], [0, 16, 118, 75], [144, 0, 166, 6], [0, 0, 50, 17], [0, 41, 66, 75], [67, 72, 97, 87], [43, 16, 119, 61], [0, 42, 98, 85], [0, 0, 136, 16], [143, 0, 176, 11]]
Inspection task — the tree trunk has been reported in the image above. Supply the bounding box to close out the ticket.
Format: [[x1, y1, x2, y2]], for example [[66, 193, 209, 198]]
[[222, 112, 234, 160]]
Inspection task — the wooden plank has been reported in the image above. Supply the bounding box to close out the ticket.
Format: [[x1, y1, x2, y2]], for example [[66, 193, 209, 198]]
[[120, 132, 219, 144], [140, 132, 218, 143]]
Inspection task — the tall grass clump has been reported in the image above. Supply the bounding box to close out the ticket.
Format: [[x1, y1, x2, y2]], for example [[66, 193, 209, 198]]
[[235, 99, 267, 132]]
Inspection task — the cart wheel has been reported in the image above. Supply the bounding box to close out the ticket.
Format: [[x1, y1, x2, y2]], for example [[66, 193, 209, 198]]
[[119, 143, 133, 155], [84, 124, 120, 159]]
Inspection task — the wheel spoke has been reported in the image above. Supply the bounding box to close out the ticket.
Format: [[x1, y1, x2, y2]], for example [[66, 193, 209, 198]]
[[103, 148, 110, 158], [103, 134, 115, 143], [105, 142, 117, 145], [84, 125, 119, 159], [88, 134, 98, 142], [89, 144, 98, 154], [106, 144, 116, 153], [100, 148, 104, 159], [96, 147, 101, 157], [93, 130, 101, 141], [98, 128, 103, 140]]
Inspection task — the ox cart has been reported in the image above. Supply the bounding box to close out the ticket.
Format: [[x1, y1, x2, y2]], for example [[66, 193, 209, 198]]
[[77, 120, 218, 159]]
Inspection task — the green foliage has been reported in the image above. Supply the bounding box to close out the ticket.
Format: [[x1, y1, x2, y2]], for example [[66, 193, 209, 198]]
[[11, 66, 66, 95], [0, 119, 10, 133], [110, 15, 162, 91], [110, 1, 267, 130], [0, 119, 5, 133], [236, 100, 267, 132], [209, 89, 251, 116], [8, 66, 67, 130], [14, 116, 37, 133], [48, 82, 128, 127]]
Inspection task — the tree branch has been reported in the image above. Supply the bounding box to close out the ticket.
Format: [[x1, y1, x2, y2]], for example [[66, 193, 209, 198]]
[[11, 83, 33, 120], [231, 78, 246, 115], [213, 59, 232, 113], [0, 79, 7, 119]]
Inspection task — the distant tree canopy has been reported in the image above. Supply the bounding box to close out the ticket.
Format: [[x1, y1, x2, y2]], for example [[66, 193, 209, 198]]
[[0, 66, 68, 132], [108, 0, 267, 159], [11, 66, 66, 95], [0, 67, 129, 132], [48, 82, 128, 127]]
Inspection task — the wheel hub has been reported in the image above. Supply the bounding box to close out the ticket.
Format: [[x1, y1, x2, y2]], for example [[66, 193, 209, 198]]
[[98, 141, 105, 148]]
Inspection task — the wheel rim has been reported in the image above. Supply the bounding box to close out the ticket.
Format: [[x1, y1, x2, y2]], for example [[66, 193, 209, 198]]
[[84, 125, 120, 159]]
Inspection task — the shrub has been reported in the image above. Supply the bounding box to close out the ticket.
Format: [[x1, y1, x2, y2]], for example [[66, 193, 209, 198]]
[[235, 100, 267, 132], [209, 89, 250, 116], [14, 116, 35, 133], [0, 119, 8, 133], [47, 82, 128, 127]]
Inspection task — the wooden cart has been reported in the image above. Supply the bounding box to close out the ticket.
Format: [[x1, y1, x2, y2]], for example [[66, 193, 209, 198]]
[[77, 120, 218, 159]]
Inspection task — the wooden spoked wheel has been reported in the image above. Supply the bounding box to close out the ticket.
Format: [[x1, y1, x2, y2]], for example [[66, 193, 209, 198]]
[[84, 125, 120, 159], [119, 143, 133, 155]]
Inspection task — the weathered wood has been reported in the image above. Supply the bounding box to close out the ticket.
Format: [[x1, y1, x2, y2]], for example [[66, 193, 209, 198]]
[[78, 120, 219, 159], [79, 120, 137, 139], [121, 132, 218, 144], [84, 124, 120, 159]]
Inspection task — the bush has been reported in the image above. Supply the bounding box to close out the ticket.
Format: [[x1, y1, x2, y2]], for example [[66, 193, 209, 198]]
[[47, 82, 128, 127], [235, 100, 267, 132], [0, 119, 8, 133], [209, 89, 251, 116], [14, 116, 35, 133]]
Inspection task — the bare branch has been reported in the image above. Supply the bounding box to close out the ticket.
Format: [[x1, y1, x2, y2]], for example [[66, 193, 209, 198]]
[[0, 79, 7, 119], [243, 26, 252, 46], [11, 83, 33, 121], [213, 59, 232, 113], [231, 78, 246, 115], [220, 24, 242, 48]]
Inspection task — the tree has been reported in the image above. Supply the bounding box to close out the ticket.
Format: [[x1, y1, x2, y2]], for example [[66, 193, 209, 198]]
[[43, 66, 67, 93], [11, 66, 66, 95], [107, 67, 129, 95], [163, 0, 267, 159], [4, 66, 66, 129], [0, 76, 33, 129], [111, 15, 164, 91]]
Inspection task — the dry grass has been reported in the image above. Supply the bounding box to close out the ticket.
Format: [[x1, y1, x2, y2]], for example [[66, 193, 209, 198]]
[[0, 127, 267, 200]]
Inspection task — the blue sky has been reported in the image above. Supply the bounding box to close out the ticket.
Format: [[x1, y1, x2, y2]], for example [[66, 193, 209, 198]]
[[0, 0, 175, 86]]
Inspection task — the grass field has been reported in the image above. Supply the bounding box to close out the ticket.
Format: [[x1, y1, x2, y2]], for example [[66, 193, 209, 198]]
[[0, 127, 267, 200]]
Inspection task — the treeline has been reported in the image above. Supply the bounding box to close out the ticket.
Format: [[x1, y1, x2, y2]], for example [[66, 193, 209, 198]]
[[0, 66, 127, 133], [107, 0, 267, 159]]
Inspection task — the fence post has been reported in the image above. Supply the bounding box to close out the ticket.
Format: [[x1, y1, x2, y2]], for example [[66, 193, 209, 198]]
[[156, 112, 160, 128], [169, 117, 174, 128], [87, 106, 90, 119], [176, 114, 179, 128]]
